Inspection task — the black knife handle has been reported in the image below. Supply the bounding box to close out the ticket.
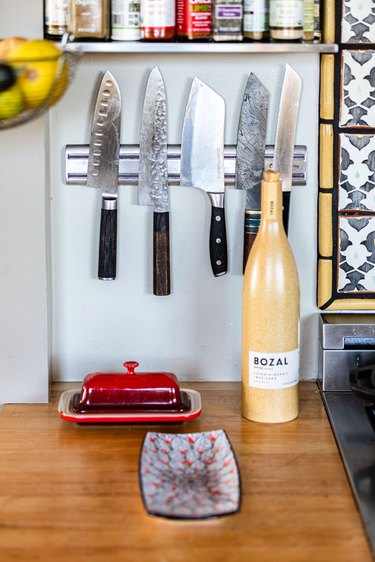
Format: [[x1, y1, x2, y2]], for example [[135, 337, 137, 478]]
[[243, 210, 261, 273], [282, 191, 291, 236], [209, 206, 227, 277], [98, 198, 117, 280], [153, 211, 171, 296]]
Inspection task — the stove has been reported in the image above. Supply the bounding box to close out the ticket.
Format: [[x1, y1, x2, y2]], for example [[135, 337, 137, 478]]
[[319, 314, 375, 557]]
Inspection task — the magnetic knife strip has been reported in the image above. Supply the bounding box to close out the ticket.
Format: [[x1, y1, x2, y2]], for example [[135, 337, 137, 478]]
[[65, 145, 307, 186]]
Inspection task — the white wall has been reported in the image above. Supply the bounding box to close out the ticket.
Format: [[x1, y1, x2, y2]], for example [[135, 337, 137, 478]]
[[0, 1, 321, 402], [50, 52, 321, 383], [0, 1, 50, 403]]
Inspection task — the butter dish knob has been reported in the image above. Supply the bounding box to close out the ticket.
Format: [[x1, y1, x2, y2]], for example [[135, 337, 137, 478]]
[[123, 361, 139, 374]]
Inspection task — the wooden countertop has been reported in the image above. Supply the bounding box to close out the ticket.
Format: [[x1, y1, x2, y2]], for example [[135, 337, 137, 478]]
[[0, 382, 372, 562]]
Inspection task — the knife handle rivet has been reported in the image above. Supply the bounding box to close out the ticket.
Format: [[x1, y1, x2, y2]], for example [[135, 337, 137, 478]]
[[216, 238, 222, 244], [216, 260, 222, 266], [215, 216, 221, 222]]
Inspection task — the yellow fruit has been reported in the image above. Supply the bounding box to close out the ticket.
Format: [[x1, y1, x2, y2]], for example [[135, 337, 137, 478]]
[[0, 82, 25, 120], [0, 37, 26, 59], [6, 39, 68, 109]]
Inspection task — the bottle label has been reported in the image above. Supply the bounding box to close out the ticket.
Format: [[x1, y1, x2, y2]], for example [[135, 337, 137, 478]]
[[141, 0, 176, 27], [112, 0, 141, 39], [215, 4, 243, 19], [270, 0, 303, 28], [177, 0, 212, 37], [45, 0, 70, 27], [243, 0, 268, 33], [248, 349, 299, 389]]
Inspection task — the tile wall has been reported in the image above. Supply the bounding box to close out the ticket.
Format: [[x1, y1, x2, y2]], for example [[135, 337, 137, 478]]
[[318, 0, 375, 309]]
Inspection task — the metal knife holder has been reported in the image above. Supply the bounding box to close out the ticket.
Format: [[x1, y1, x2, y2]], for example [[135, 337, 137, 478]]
[[65, 144, 307, 186], [319, 314, 375, 392]]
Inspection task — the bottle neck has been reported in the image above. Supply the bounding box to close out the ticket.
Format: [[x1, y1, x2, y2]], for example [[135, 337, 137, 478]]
[[259, 178, 283, 229]]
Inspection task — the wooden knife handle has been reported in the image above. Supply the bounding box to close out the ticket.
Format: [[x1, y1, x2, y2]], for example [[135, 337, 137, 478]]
[[209, 205, 227, 277], [282, 191, 291, 236], [243, 210, 261, 273], [98, 198, 117, 280], [153, 211, 171, 296]]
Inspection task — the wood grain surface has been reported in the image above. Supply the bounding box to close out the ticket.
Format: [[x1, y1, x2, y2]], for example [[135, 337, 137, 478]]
[[0, 382, 372, 562]]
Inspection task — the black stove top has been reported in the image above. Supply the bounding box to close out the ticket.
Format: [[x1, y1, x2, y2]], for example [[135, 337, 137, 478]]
[[321, 390, 375, 557], [319, 313, 375, 557]]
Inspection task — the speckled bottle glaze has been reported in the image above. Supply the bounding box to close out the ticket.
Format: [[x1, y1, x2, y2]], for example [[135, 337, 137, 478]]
[[242, 169, 300, 423]]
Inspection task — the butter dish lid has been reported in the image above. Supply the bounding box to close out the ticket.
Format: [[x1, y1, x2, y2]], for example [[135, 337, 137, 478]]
[[74, 361, 189, 412]]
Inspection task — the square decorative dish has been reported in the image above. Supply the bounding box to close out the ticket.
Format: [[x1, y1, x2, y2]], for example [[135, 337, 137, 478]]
[[139, 430, 241, 519]]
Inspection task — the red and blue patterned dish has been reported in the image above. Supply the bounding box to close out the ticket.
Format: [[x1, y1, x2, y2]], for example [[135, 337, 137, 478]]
[[139, 430, 241, 519]]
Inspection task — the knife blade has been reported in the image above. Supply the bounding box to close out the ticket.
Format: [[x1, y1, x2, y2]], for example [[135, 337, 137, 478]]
[[87, 70, 121, 280], [181, 77, 227, 277], [138, 66, 170, 296], [273, 63, 302, 236], [235, 73, 269, 272]]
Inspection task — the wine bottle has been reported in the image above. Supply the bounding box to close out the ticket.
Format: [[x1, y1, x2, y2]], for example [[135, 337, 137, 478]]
[[242, 169, 300, 423]]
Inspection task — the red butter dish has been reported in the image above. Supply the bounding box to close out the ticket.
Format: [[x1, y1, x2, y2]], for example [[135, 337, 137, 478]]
[[58, 361, 202, 424]]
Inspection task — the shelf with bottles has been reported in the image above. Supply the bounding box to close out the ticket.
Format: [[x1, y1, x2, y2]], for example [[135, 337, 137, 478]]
[[65, 41, 338, 54]]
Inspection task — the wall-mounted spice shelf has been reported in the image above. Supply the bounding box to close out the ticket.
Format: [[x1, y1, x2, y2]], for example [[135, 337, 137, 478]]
[[70, 42, 338, 55]]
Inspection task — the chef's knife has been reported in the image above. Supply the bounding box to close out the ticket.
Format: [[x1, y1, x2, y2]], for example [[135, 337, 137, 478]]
[[273, 64, 302, 236], [87, 70, 121, 280], [138, 66, 170, 296], [235, 73, 269, 272], [181, 77, 227, 277]]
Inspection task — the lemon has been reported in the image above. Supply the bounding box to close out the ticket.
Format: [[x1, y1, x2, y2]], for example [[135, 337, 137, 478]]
[[0, 82, 25, 120], [6, 39, 68, 110]]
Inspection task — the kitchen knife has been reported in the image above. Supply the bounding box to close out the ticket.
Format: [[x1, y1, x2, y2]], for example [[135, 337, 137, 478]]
[[273, 63, 302, 236], [87, 70, 121, 280], [235, 73, 269, 272], [181, 77, 227, 277], [138, 66, 170, 296]]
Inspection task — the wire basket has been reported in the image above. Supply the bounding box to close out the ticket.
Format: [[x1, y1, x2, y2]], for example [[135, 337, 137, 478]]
[[0, 37, 81, 130]]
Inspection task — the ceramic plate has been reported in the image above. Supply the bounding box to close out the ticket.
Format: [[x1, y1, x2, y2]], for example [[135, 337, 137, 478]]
[[57, 389, 201, 424], [139, 429, 241, 519]]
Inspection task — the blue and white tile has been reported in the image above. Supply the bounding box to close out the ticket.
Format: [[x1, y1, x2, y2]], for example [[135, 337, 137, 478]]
[[342, 0, 375, 44], [340, 50, 375, 127], [339, 133, 375, 211], [338, 215, 375, 292]]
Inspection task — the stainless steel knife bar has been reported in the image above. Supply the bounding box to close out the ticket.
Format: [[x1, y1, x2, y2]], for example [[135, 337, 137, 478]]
[[65, 145, 307, 186]]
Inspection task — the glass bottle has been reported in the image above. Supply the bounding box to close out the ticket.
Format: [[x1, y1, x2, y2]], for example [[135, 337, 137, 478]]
[[44, 0, 70, 40], [111, 0, 141, 40], [243, 0, 269, 41], [140, 0, 176, 40], [269, 0, 303, 41]]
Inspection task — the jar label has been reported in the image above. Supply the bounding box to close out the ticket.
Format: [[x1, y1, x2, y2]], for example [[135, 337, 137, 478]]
[[270, 0, 303, 28], [249, 349, 299, 389]]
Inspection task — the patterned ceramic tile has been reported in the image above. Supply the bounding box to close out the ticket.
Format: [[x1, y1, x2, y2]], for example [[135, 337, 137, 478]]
[[339, 133, 375, 211], [338, 215, 375, 292], [342, 0, 375, 44], [340, 50, 375, 127]]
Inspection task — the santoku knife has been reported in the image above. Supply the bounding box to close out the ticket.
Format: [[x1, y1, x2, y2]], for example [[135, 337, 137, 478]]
[[181, 77, 227, 277], [87, 70, 121, 280], [273, 63, 302, 236], [138, 66, 170, 296], [235, 73, 269, 272]]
